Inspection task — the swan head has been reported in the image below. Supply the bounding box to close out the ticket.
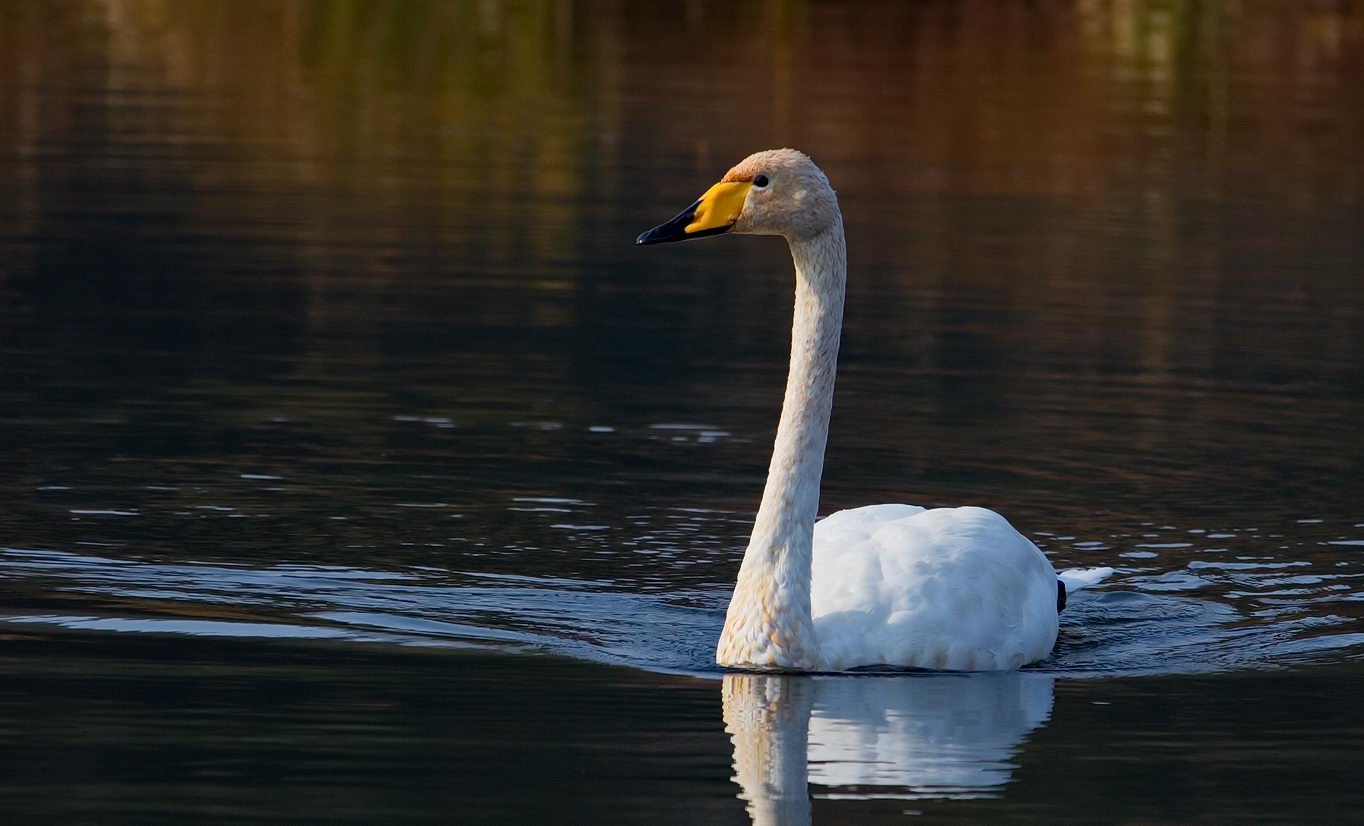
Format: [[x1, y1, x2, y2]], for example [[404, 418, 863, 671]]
[[636, 148, 839, 246]]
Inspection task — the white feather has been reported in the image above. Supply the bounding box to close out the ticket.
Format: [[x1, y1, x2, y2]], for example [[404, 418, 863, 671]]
[[1058, 566, 1116, 593], [811, 505, 1063, 671]]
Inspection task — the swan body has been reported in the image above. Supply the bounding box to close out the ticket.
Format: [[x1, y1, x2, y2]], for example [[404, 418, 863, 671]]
[[637, 149, 1111, 672], [811, 504, 1061, 671]]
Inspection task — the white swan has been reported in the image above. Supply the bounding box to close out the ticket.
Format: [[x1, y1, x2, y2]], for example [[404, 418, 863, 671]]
[[637, 149, 1112, 672]]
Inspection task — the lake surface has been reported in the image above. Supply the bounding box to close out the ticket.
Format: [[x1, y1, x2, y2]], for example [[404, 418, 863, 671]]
[[2, 1, 1362, 822]]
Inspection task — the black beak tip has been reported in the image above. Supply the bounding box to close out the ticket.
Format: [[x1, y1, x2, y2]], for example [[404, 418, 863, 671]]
[[636, 199, 702, 247], [635, 223, 675, 246]]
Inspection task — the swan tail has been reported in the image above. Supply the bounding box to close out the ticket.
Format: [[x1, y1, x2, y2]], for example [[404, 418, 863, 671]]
[[1057, 566, 1115, 594]]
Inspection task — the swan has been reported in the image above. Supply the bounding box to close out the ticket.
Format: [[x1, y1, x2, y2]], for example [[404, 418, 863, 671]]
[[637, 149, 1112, 672]]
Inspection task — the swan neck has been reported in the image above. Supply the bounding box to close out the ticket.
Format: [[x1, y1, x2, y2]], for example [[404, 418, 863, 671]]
[[760, 224, 846, 545], [717, 220, 847, 669]]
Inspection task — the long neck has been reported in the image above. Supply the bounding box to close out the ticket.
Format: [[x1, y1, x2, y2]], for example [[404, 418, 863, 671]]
[[717, 220, 847, 670]]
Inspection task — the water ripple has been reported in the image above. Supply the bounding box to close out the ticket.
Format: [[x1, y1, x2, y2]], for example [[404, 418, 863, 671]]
[[3, 520, 1361, 677]]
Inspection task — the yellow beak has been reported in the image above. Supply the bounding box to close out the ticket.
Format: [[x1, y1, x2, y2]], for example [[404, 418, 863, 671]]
[[636, 181, 753, 245]]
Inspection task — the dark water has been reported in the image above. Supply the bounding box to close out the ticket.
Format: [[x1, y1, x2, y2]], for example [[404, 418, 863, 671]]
[[2, 2, 1363, 822]]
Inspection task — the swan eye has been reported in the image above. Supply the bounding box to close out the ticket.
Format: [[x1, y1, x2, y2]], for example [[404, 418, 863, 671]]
[[753, 174, 769, 188]]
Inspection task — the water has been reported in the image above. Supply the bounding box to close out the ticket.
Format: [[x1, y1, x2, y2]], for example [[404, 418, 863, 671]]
[[2, 1, 1363, 822]]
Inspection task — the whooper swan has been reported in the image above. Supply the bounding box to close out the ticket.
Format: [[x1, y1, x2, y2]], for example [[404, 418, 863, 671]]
[[637, 149, 1112, 672]]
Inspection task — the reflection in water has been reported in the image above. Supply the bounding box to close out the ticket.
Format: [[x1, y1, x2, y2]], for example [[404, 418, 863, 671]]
[[723, 672, 1053, 823], [806, 672, 1053, 794], [724, 676, 815, 826]]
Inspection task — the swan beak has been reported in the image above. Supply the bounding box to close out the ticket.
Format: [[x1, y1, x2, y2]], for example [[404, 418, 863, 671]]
[[636, 181, 753, 245]]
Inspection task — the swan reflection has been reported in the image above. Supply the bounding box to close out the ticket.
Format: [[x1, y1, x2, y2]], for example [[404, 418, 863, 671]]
[[722, 671, 1054, 823]]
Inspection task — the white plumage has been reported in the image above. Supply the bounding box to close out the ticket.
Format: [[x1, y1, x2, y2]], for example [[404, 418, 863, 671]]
[[811, 504, 1065, 671], [638, 149, 1112, 672]]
